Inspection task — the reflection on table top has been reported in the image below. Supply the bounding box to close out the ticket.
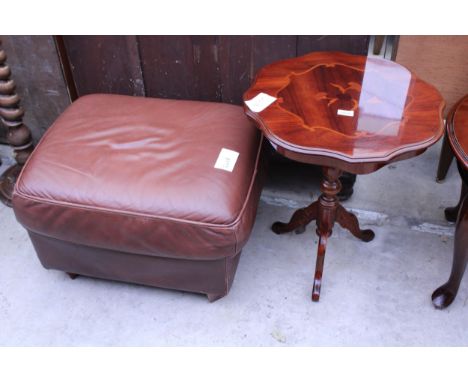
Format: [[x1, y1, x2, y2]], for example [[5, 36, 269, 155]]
[[244, 51, 445, 163]]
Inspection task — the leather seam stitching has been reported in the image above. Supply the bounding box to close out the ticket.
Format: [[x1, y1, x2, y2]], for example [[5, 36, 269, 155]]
[[14, 133, 263, 230]]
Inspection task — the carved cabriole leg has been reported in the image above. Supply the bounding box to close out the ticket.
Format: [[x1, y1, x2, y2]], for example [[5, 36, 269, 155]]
[[0, 40, 34, 207], [432, 193, 468, 309], [336, 205, 375, 242], [271, 201, 318, 234], [312, 167, 341, 302]]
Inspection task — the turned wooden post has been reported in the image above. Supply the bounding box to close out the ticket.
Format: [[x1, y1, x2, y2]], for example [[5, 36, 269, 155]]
[[0, 39, 34, 206], [271, 166, 375, 301]]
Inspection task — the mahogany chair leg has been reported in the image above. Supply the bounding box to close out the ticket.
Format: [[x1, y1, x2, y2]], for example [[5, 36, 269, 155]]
[[272, 200, 318, 234], [67, 272, 79, 280], [444, 182, 467, 222], [373, 35, 385, 55], [336, 204, 375, 242], [432, 194, 468, 309], [436, 133, 454, 183]]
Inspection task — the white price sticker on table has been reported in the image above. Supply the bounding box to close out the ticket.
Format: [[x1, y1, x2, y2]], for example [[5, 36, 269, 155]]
[[214, 148, 239, 172], [245, 92, 277, 112], [337, 109, 355, 117]]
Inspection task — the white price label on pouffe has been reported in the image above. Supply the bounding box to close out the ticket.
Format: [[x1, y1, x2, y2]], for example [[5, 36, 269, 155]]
[[214, 148, 239, 172]]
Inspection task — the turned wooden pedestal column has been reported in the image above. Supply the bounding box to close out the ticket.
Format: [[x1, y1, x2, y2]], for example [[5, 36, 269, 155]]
[[0, 40, 34, 206], [272, 167, 374, 301], [243, 51, 444, 302]]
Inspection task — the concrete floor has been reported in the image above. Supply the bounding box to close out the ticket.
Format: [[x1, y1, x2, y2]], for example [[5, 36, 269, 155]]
[[0, 141, 466, 346]]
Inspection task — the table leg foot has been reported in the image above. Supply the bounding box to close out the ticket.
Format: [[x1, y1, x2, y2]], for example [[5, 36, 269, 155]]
[[312, 234, 328, 302], [206, 292, 225, 303], [271, 201, 318, 235], [432, 193, 468, 309], [294, 225, 306, 234], [0, 165, 21, 207], [67, 272, 79, 280], [336, 204, 375, 242], [432, 284, 457, 309], [444, 206, 459, 222]]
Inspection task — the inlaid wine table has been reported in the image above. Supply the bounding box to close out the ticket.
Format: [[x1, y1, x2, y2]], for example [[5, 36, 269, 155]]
[[243, 51, 444, 302], [432, 94, 468, 309]]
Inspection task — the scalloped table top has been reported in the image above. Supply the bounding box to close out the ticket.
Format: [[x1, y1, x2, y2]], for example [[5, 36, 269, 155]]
[[243, 51, 445, 173]]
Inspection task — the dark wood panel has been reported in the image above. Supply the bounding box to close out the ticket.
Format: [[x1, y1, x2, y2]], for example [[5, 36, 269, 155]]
[[138, 36, 193, 99], [0, 35, 372, 144], [218, 36, 297, 105], [55, 36, 78, 101], [191, 35, 222, 101], [0, 35, 71, 143], [138, 35, 221, 101], [251, 36, 297, 74], [60, 35, 370, 107], [297, 35, 370, 56], [62, 36, 145, 97], [218, 36, 253, 104]]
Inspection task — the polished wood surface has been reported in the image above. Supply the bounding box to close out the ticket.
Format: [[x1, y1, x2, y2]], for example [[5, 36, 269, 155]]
[[448, 95, 468, 169], [244, 51, 444, 174], [442, 96, 468, 223], [244, 52, 445, 302], [432, 95, 468, 309], [436, 95, 468, 181]]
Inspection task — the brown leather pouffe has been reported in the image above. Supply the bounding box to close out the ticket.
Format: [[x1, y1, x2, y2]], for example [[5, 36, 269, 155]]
[[12, 94, 264, 302]]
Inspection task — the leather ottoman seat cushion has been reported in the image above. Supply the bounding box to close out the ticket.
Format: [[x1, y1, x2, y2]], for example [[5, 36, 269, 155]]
[[13, 94, 262, 261]]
